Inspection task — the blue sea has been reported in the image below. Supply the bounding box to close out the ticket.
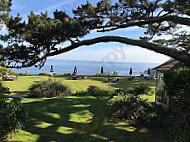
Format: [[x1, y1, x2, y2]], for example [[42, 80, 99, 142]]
[[11, 59, 160, 76]]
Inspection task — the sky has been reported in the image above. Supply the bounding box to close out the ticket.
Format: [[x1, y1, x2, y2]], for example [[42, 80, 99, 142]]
[[9, 0, 170, 63]]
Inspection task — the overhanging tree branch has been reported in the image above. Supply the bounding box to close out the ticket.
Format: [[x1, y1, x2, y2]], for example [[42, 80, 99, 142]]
[[48, 36, 190, 64], [6, 36, 177, 67], [96, 16, 190, 32], [6, 36, 190, 68]]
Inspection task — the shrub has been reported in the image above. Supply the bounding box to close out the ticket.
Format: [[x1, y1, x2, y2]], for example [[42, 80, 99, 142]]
[[95, 72, 119, 76], [87, 85, 99, 94], [0, 97, 28, 141], [164, 67, 190, 112], [109, 95, 147, 121], [64, 72, 72, 76], [114, 89, 128, 96], [164, 68, 190, 141], [180, 129, 190, 142], [29, 80, 71, 98], [11, 72, 19, 76], [74, 91, 88, 96], [108, 94, 167, 127], [18, 73, 33, 76], [0, 82, 5, 95], [167, 114, 190, 142], [127, 84, 151, 95], [53, 73, 61, 76], [0, 82, 10, 94], [71, 85, 117, 97], [142, 103, 168, 127], [0, 63, 12, 77], [18, 73, 26, 76], [39, 72, 53, 77], [87, 85, 115, 97], [114, 72, 119, 76]]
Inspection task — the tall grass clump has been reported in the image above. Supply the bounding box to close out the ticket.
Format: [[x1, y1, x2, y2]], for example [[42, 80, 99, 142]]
[[0, 97, 28, 141]]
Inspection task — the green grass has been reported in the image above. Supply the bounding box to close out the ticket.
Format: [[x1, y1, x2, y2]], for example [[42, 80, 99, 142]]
[[10, 96, 166, 142], [2, 76, 49, 95], [2, 75, 163, 141], [52, 77, 114, 92], [2, 76, 156, 101]]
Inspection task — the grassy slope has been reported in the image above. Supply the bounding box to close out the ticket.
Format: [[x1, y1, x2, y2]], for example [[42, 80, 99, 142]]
[[11, 96, 166, 142]]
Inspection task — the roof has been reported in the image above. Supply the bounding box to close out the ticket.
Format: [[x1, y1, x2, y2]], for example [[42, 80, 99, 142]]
[[152, 59, 185, 72]]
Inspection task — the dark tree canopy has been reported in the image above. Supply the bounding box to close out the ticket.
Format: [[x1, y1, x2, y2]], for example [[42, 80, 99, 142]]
[[1, 0, 190, 68], [1, 11, 90, 68], [0, 0, 11, 11], [0, 0, 11, 25]]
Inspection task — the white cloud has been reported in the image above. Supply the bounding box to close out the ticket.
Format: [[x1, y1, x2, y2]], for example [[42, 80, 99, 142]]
[[11, 4, 24, 11], [38, 0, 74, 13]]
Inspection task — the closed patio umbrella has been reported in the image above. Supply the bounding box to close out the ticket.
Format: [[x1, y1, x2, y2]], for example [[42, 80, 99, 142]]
[[50, 65, 54, 72], [101, 66, 104, 75], [73, 66, 77, 75], [148, 68, 151, 75], [129, 67, 132, 76]]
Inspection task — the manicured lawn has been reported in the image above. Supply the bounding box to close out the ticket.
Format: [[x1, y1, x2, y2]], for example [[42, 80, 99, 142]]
[[10, 96, 166, 142], [2, 75, 164, 142], [2, 76, 156, 101], [2, 76, 49, 95], [53, 77, 114, 93]]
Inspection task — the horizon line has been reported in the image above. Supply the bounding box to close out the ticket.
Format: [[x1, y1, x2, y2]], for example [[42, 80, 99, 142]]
[[48, 58, 163, 64]]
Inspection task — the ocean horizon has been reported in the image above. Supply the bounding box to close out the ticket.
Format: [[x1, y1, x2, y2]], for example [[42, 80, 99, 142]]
[[11, 59, 160, 76]]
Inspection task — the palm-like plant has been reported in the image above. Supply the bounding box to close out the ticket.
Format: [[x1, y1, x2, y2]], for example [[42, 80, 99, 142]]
[[0, 97, 28, 141]]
